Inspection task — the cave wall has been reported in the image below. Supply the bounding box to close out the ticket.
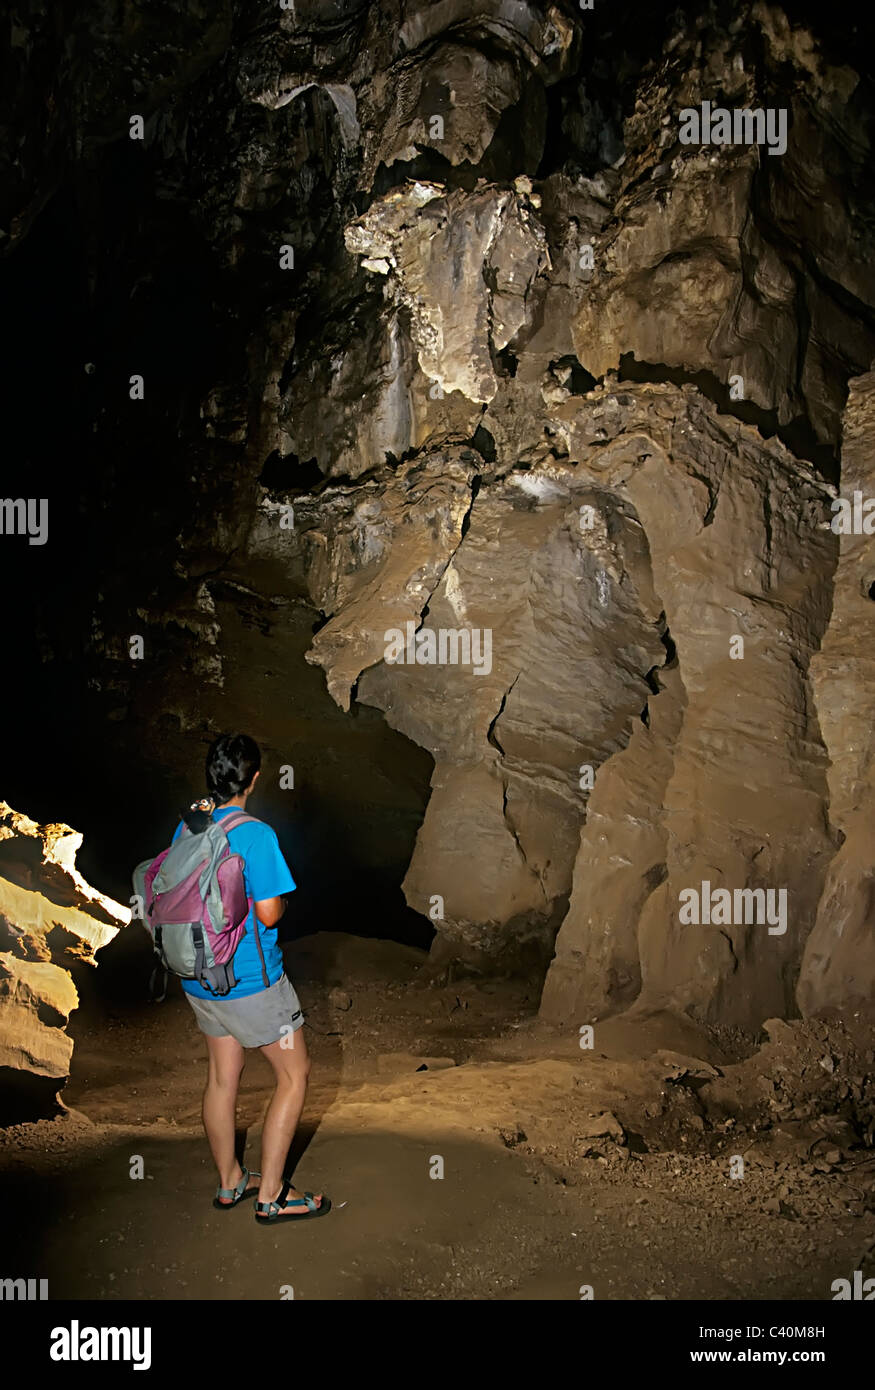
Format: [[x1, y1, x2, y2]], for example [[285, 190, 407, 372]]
[[800, 369, 875, 1016], [0, 803, 126, 1119], [541, 386, 837, 1031], [4, 0, 875, 1032]]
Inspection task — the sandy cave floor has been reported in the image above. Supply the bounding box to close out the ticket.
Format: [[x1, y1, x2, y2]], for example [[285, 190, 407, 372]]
[[1, 933, 874, 1301]]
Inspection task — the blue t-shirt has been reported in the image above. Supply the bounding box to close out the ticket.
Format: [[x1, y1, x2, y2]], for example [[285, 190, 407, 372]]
[[172, 806, 296, 1000]]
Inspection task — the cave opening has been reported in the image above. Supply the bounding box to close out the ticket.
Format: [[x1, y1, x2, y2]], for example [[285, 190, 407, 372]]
[[553, 354, 598, 396], [259, 449, 324, 491], [2, 593, 439, 960]]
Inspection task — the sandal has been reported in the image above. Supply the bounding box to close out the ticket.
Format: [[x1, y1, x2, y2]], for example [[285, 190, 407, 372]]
[[213, 1165, 261, 1210], [255, 1179, 332, 1223]]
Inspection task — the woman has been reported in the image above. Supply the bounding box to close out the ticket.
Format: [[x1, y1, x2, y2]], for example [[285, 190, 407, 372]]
[[174, 732, 329, 1223]]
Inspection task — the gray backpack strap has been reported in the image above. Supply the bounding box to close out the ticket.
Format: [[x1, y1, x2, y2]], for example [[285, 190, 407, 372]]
[[251, 917, 270, 990]]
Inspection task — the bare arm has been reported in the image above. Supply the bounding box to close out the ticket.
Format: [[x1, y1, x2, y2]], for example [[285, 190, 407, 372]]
[[255, 895, 286, 928]]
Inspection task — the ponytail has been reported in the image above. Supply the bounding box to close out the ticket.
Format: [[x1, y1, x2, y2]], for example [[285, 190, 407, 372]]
[[181, 796, 215, 835]]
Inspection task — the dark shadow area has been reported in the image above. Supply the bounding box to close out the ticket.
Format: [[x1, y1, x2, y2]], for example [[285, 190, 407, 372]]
[[259, 450, 324, 491], [554, 354, 598, 396], [0, 1069, 65, 1127]]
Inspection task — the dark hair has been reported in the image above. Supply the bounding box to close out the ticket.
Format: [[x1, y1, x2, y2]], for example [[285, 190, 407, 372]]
[[181, 733, 262, 833], [206, 733, 261, 803]]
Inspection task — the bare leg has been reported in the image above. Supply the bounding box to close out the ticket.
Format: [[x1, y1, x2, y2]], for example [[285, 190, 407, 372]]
[[203, 1033, 255, 1200], [257, 1028, 322, 1213]]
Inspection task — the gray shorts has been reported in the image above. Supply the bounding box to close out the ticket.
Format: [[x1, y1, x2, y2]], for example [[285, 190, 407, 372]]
[[185, 974, 305, 1048]]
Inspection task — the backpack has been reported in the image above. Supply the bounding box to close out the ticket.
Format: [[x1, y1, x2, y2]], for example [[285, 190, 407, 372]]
[[132, 810, 269, 998]]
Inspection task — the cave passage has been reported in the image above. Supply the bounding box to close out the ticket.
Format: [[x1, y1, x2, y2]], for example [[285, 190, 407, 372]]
[[2, 0, 875, 1328]]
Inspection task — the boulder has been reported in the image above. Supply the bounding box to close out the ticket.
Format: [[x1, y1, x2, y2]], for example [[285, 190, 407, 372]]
[[0, 803, 128, 1121]]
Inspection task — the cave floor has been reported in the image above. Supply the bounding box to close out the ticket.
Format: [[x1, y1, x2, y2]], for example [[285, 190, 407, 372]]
[[1, 933, 872, 1301]]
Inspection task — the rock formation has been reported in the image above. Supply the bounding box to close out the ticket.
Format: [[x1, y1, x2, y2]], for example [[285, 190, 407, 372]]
[[0, 804, 127, 1119], [800, 370, 875, 1017], [3, 0, 875, 1042]]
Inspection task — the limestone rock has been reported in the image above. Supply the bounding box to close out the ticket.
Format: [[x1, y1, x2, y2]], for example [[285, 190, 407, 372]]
[[800, 371, 875, 1015], [578, 1111, 625, 1142], [0, 803, 128, 1120], [346, 183, 549, 405], [0, 955, 77, 1083], [572, 7, 875, 454], [541, 385, 838, 1031]]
